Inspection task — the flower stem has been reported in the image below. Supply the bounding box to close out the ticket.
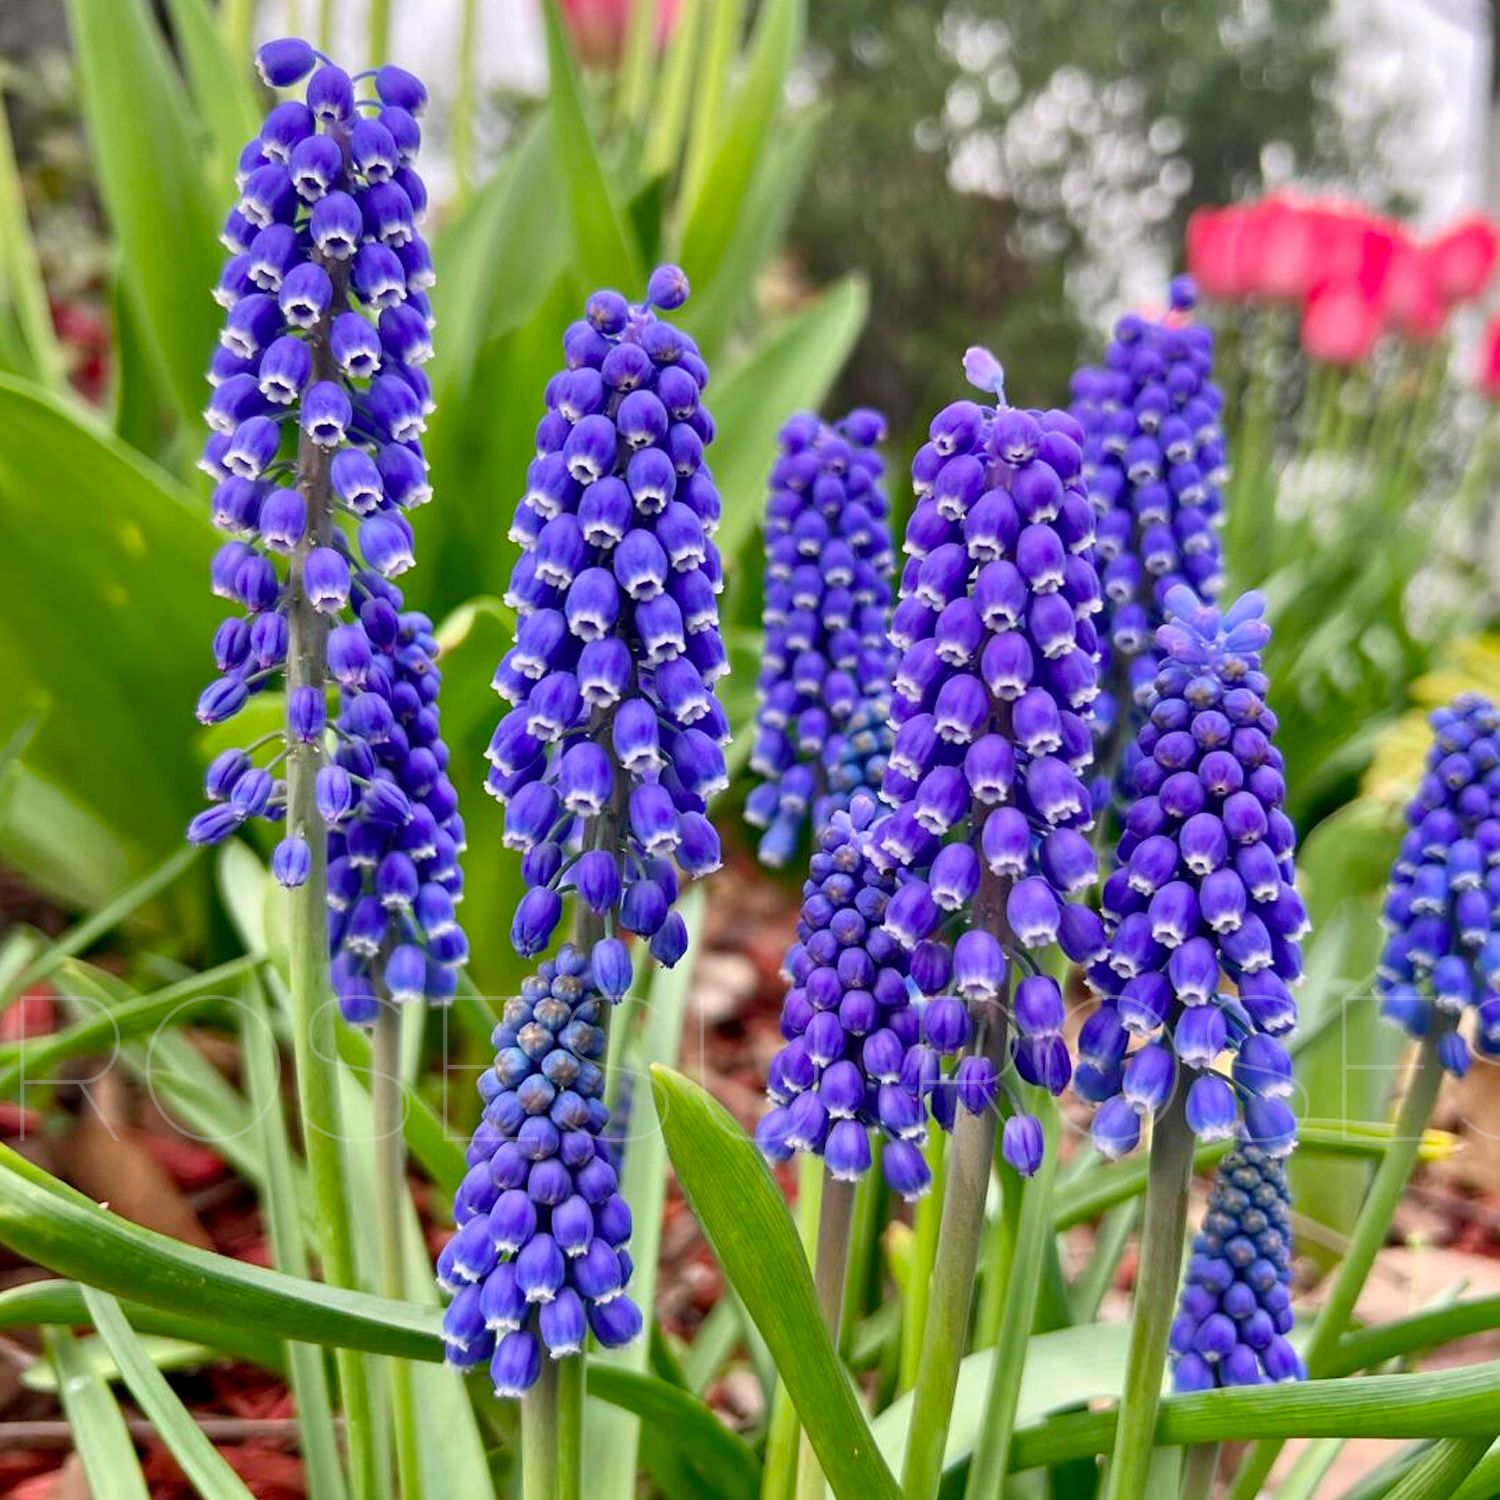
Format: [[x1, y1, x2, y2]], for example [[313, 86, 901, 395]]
[[899, 1016, 1007, 1500], [963, 1092, 1059, 1500], [285, 271, 377, 1499], [451, 0, 479, 203], [521, 1358, 562, 1500], [793, 1176, 855, 1500], [372, 1003, 422, 1500], [898, 1127, 945, 1393], [367, 0, 390, 66], [557, 1351, 585, 1500], [1179, 1443, 1219, 1500], [1102, 1091, 1195, 1500], [1224, 1036, 1446, 1500]]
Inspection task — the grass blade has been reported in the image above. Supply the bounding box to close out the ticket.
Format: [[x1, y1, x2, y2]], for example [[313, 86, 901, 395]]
[[45, 1325, 151, 1500], [82, 1286, 258, 1500]]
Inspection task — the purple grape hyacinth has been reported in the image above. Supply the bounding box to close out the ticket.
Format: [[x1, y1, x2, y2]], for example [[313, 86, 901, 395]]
[[484, 267, 727, 998], [864, 352, 1107, 1169], [440, 945, 641, 1396], [1080, 587, 1305, 1160], [1071, 278, 1227, 785], [755, 795, 935, 1199], [1171, 1144, 1302, 1390], [1377, 692, 1500, 1074], [745, 409, 896, 865], [186, 41, 464, 1020]]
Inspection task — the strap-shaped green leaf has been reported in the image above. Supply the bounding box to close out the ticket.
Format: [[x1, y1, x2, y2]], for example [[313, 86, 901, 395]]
[[45, 1325, 151, 1500], [83, 1287, 258, 1500], [541, 0, 644, 288], [650, 1064, 900, 1500], [0, 1142, 442, 1358]]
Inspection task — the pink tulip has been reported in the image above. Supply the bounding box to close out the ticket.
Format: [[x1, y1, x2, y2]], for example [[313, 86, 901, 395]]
[[1301, 276, 1382, 367], [1478, 314, 1500, 398], [1426, 214, 1500, 304], [556, 0, 682, 68]]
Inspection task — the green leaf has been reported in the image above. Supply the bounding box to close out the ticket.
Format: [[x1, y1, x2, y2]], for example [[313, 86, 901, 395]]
[[643, 0, 703, 181], [683, 108, 822, 353], [24, 1333, 223, 1391], [0, 377, 218, 902], [650, 1064, 900, 1500], [0, 712, 40, 831], [0, 1279, 287, 1373], [0, 843, 200, 1008], [541, 0, 644, 288], [0, 955, 259, 1098], [677, 0, 803, 287], [0, 1142, 442, 1359], [0, 85, 66, 390], [1007, 1362, 1500, 1473], [589, 890, 706, 1498], [707, 278, 869, 568], [159, 0, 263, 197], [588, 1364, 760, 1500], [678, 0, 746, 207], [45, 1326, 151, 1500], [65, 0, 222, 440], [0, 767, 134, 914], [83, 1287, 258, 1500]]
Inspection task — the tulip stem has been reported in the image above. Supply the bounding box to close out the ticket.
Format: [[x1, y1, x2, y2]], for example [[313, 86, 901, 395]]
[[285, 267, 378, 1500], [1102, 1092, 1195, 1500], [794, 1176, 855, 1500], [1223, 1036, 1445, 1500]]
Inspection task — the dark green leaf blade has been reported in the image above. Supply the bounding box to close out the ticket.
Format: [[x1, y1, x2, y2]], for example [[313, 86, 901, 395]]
[[650, 1064, 899, 1500]]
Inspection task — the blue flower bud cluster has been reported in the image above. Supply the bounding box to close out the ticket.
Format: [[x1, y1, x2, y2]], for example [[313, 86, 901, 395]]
[[187, 43, 464, 1018], [755, 795, 936, 1198], [485, 267, 727, 999], [860, 352, 1107, 1170], [1082, 588, 1305, 1160], [1171, 1144, 1303, 1391], [1070, 278, 1227, 773], [744, 409, 896, 866], [322, 591, 467, 1021], [440, 945, 641, 1397], [1377, 692, 1500, 1074]]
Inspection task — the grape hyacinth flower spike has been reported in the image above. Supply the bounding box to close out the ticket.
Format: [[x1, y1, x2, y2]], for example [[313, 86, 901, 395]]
[[1171, 1145, 1302, 1391], [1070, 277, 1227, 793], [870, 348, 1105, 1164], [1377, 692, 1500, 1074], [745, 409, 896, 865], [485, 266, 728, 1000], [441, 946, 641, 1395], [873, 348, 1105, 1500], [185, 40, 463, 1020], [1093, 588, 1304, 1500], [756, 794, 932, 1201], [1082, 586, 1304, 1161]]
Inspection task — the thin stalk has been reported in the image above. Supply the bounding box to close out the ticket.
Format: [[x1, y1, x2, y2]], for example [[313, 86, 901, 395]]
[[1179, 1442, 1219, 1500], [839, 1158, 883, 1357], [221, 0, 255, 61], [521, 1358, 562, 1500], [372, 1005, 421, 1500], [367, 0, 390, 66], [1386, 1437, 1493, 1500], [898, 1126, 945, 1392], [963, 1096, 1059, 1500], [557, 1353, 585, 1500], [1102, 1092, 1195, 1500], [793, 1177, 855, 1500], [285, 261, 377, 1499], [761, 1155, 823, 1500], [1224, 1037, 1446, 1500], [971, 1143, 1020, 1349], [316, 0, 335, 52], [451, 0, 479, 203]]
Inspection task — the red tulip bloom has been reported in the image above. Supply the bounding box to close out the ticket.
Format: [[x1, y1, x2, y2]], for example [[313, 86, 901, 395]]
[[1382, 231, 1448, 343], [1301, 276, 1382, 366], [1426, 214, 1500, 304], [1477, 314, 1500, 398], [558, 0, 682, 68]]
